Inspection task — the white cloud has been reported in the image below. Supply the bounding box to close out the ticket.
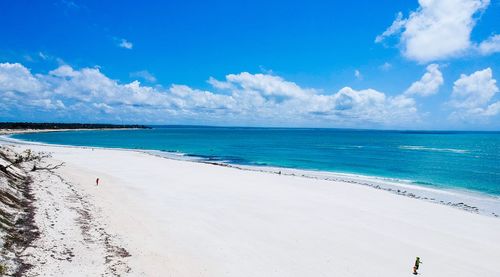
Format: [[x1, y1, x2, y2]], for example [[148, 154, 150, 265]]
[[119, 38, 133, 49], [354, 69, 363, 80], [36, 52, 65, 64], [29, 99, 66, 110], [207, 76, 235, 90], [477, 34, 500, 55], [212, 72, 315, 101], [39, 52, 49, 60], [323, 87, 417, 125], [405, 63, 443, 96], [130, 70, 157, 83], [375, 12, 407, 43], [376, 0, 492, 63], [93, 102, 114, 114], [0, 63, 44, 93], [481, 101, 500, 116], [49, 64, 78, 77], [449, 67, 499, 119], [379, 62, 392, 71], [0, 62, 425, 127]]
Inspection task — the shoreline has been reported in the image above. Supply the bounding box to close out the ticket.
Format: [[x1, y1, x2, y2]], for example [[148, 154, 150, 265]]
[[1, 136, 500, 275], [0, 127, 145, 135], [3, 134, 500, 218], [150, 150, 500, 217]]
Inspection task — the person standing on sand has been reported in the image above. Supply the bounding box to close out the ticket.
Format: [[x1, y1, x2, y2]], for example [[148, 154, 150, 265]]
[[413, 257, 422, 275], [96, 178, 99, 186]]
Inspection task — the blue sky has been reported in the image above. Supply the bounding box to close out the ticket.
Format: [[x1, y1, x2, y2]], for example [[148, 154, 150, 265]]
[[1, 0, 499, 129]]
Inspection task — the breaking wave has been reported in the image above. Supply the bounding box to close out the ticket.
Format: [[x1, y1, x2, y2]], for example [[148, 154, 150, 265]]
[[399, 145, 468, 154]]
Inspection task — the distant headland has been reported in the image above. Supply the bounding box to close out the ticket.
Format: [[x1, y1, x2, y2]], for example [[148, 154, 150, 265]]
[[0, 122, 150, 130], [0, 122, 150, 135]]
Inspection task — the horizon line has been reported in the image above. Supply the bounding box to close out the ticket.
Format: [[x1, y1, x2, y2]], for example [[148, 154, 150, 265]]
[[1, 121, 499, 133]]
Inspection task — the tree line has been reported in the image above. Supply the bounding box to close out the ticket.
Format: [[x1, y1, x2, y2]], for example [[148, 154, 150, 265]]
[[0, 122, 150, 130]]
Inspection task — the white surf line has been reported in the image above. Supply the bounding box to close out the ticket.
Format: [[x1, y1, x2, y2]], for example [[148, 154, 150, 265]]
[[3, 135, 500, 218]]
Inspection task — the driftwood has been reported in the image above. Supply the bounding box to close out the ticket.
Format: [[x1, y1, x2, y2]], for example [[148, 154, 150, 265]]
[[32, 162, 65, 172]]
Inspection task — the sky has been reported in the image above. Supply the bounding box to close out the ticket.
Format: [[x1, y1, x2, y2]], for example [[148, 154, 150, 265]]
[[0, 0, 500, 130]]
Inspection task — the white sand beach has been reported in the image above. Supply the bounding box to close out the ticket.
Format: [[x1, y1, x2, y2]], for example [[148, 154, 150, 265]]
[[3, 140, 500, 276]]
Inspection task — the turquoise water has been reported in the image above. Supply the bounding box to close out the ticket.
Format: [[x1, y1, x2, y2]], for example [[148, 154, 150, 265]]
[[12, 127, 500, 196]]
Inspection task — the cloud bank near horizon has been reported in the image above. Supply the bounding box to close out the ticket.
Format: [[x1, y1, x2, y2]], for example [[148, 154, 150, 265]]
[[0, 62, 498, 128]]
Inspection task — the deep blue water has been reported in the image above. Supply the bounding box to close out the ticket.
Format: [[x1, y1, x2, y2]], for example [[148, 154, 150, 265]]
[[12, 127, 500, 196]]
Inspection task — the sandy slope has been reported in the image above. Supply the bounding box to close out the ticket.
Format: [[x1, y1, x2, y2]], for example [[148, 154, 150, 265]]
[[6, 142, 500, 276], [17, 150, 131, 276]]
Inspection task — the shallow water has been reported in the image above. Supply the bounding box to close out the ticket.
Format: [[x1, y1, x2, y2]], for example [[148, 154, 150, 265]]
[[13, 127, 500, 196]]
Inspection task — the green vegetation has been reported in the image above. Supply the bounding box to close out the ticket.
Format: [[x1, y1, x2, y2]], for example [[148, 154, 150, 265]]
[[0, 122, 150, 130]]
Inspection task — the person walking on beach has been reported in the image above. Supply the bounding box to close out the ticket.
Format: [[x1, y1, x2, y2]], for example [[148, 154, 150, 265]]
[[413, 257, 422, 275], [96, 178, 99, 186]]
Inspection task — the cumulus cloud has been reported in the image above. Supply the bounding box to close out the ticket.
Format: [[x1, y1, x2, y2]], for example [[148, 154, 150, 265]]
[[118, 38, 133, 49], [449, 68, 499, 119], [376, 0, 492, 63], [0, 63, 44, 93], [130, 70, 157, 83], [405, 64, 443, 96], [0, 62, 425, 127], [477, 34, 500, 55], [324, 88, 417, 125], [211, 72, 315, 101], [49, 64, 79, 77]]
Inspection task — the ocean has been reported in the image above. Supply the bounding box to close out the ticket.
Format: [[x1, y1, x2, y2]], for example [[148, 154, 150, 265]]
[[12, 126, 500, 197]]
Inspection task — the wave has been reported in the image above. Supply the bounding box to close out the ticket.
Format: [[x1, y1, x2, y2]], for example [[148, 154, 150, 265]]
[[3, 135, 500, 218], [399, 145, 469, 154]]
